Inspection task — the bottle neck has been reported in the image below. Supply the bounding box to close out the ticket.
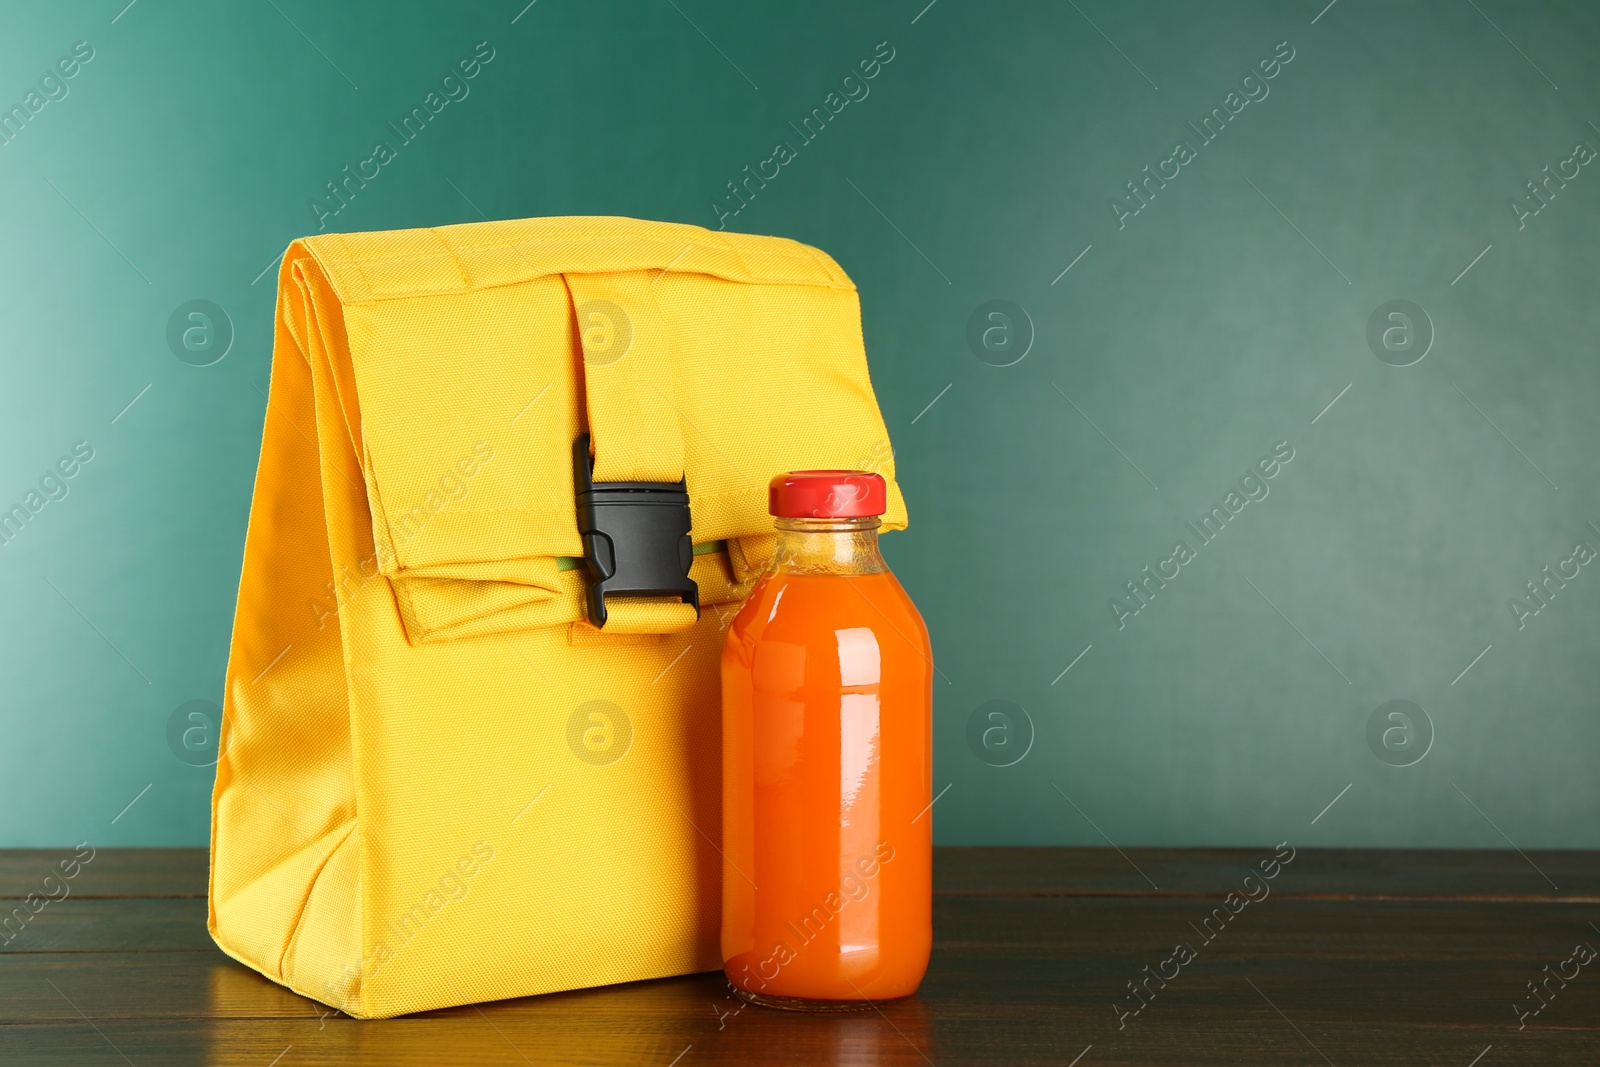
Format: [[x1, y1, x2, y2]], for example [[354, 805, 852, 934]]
[[772, 516, 886, 576]]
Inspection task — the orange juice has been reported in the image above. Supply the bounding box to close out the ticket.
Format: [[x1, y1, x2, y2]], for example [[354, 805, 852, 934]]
[[721, 472, 933, 1007]]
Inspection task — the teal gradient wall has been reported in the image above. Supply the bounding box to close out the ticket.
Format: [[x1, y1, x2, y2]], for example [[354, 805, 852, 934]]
[[3, 0, 1598, 851]]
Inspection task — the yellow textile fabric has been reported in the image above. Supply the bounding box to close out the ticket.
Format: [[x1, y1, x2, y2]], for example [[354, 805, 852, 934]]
[[564, 271, 686, 485], [208, 216, 904, 1018]]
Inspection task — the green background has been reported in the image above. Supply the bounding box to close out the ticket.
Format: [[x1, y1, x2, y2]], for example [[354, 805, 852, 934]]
[[2, 0, 1596, 851]]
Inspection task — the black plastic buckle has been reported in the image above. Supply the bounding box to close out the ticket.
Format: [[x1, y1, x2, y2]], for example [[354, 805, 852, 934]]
[[573, 433, 699, 628]]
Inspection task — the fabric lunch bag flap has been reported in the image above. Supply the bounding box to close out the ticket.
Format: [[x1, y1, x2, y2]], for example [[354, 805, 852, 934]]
[[306, 215, 905, 642], [209, 215, 905, 1019]]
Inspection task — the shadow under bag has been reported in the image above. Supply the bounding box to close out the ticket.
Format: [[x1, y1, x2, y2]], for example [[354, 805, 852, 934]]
[[209, 216, 907, 1018]]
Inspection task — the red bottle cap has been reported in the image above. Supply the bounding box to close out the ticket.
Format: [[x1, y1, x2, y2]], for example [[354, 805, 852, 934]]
[[768, 471, 887, 518]]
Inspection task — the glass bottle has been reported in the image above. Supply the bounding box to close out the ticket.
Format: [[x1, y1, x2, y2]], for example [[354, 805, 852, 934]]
[[720, 470, 933, 1009]]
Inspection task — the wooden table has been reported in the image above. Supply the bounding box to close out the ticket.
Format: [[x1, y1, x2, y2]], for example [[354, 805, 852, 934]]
[[3, 848, 1597, 1065]]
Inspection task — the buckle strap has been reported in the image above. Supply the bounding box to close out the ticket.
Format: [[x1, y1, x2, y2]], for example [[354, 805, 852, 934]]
[[564, 271, 700, 630], [563, 272, 684, 485]]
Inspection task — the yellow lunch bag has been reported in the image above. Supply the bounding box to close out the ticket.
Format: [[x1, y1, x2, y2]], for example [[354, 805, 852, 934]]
[[208, 215, 908, 1019]]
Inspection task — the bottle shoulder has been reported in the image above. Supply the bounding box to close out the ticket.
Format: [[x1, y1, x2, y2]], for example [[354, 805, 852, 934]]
[[724, 568, 928, 651]]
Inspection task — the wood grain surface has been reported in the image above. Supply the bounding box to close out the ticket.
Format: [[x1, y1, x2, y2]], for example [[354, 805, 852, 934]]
[[2, 847, 1597, 1065]]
